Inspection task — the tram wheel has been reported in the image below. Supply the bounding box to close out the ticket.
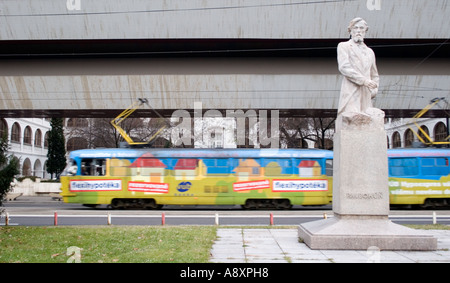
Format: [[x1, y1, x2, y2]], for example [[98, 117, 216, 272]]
[[111, 199, 125, 209], [110, 198, 162, 210], [242, 199, 292, 210]]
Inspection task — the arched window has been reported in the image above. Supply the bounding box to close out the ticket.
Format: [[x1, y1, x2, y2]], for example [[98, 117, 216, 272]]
[[11, 122, 21, 143], [44, 132, 49, 148], [434, 122, 448, 142], [67, 118, 88, 127], [392, 132, 401, 148], [35, 129, 42, 148], [43, 160, 49, 179], [67, 118, 75, 127], [418, 125, 430, 143], [34, 159, 43, 177], [299, 139, 309, 149], [404, 129, 414, 148], [209, 130, 223, 148], [314, 139, 333, 150], [324, 139, 333, 150], [22, 158, 32, 176], [0, 119, 7, 139], [24, 126, 32, 145]]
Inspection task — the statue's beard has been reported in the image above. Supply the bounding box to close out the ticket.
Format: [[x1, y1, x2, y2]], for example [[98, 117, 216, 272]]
[[352, 35, 364, 43]]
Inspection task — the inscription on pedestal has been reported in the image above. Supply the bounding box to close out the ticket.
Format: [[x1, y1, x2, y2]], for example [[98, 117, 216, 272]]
[[345, 192, 383, 200]]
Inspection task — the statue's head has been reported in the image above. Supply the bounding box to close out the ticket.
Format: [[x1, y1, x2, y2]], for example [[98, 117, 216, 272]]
[[347, 17, 369, 43]]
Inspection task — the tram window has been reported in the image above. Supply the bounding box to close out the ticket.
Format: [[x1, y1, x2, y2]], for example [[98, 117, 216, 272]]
[[421, 158, 434, 166], [93, 159, 106, 176], [81, 158, 106, 176], [216, 159, 228, 167], [81, 159, 93, 175], [326, 159, 333, 176], [203, 159, 231, 175], [421, 157, 450, 176], [389, 158, 419, 177]]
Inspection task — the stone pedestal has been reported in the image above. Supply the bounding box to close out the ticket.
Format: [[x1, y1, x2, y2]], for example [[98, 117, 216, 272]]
[[298, 111, 437, 250], [298, 215, 437, 250]]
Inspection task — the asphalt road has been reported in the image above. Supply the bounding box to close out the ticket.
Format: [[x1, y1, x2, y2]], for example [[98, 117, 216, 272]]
[[3, 197, 450, 226]]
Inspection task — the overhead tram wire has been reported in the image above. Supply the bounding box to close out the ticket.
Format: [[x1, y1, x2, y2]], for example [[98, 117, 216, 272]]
[[0, 42, 448, 58], [382, 38, 450, 95], [411, 38, 450, 71], [1, 0, 357, 17]]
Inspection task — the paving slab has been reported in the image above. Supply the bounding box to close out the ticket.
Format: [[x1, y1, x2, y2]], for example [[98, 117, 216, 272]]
[[209, 228, 450, 263]]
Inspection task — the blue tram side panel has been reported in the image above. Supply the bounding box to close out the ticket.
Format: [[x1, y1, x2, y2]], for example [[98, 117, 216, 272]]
[[388, 148, 450, 180], [387, 148, 450, 207]]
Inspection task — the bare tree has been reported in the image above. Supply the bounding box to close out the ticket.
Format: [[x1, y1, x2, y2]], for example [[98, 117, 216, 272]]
[[66, 117, 170, 149], [279, 117, 335, 149]]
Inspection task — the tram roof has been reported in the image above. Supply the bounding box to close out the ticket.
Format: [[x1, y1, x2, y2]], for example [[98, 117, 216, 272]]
[[68, 148, 334, 159], [388, 148, 450, 158]]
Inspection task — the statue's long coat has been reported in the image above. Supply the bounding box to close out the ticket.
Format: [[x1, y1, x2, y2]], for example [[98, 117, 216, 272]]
[[337, 39, 379, 115]]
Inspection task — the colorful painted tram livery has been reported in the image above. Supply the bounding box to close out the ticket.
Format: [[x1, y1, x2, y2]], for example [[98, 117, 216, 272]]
[[61, 148, 333, 209], [60, 148, 450, 209], [388, 148, 450, 208]]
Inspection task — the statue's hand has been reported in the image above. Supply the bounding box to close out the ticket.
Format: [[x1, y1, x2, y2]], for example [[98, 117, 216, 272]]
[[364, 79, 378, 89]]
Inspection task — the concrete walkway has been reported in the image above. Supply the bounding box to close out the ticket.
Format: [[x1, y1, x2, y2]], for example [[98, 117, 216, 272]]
[[210, 228, 450, 263]]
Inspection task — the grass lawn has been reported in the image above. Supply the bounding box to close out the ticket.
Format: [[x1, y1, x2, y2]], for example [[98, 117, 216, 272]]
[[0, 225, 217, 263], [405, 224, 450, 230], [1, 224, 448, 263]]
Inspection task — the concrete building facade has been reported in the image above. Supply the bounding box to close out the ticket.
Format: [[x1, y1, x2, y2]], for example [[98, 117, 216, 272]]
[[385, 118, 449, 149], [0, 0, 448, 119]]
